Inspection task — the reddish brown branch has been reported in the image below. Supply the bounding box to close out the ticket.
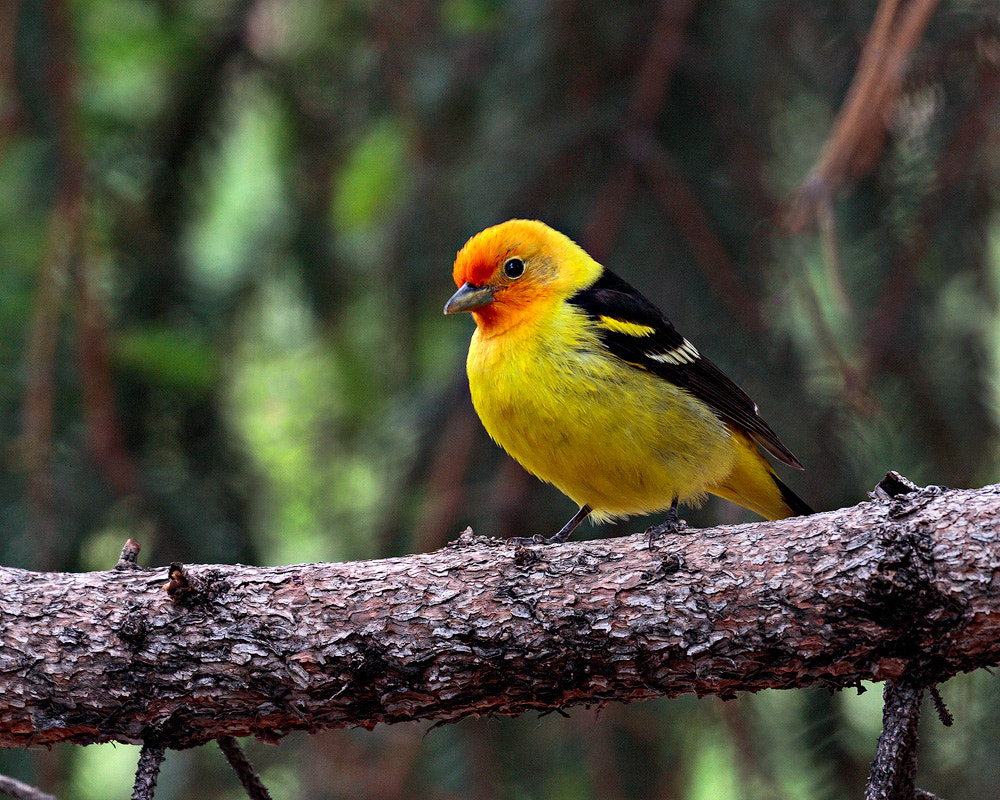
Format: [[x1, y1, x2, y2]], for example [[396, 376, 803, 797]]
[[0, 477, 998, 750], [21, 0, 88, 567], [21, 209, 72, 567], [22, 0, 147, 563], [785, 0, 943, 232], [74, 264, 143, 501]]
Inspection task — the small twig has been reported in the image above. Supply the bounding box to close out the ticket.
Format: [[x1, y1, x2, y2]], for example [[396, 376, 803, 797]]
[[0, 774, 58, 800], [928, 685, 953, 727], [865, 678, 923, 800], [874, 471, 921, 500], [115, 538, 142, 571], [131, 744, 166, 800], [217, 736, 274, 800], [793, 195, 866, 408], [815, 193, 852, 324]]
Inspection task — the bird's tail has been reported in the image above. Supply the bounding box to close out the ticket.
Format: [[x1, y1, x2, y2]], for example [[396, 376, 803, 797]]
[[708, 430, 813, 520], [770, 474, 813, 518]]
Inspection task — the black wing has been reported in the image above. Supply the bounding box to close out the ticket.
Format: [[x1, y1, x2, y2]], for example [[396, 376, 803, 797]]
[[568, 269, 803, 469]]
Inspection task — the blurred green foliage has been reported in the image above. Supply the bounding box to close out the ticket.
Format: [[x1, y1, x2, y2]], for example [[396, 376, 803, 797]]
[[3, 0, 1000, 797]]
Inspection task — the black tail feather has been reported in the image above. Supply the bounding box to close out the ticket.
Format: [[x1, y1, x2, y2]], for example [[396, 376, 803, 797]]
[[772, 474, 813, 517]]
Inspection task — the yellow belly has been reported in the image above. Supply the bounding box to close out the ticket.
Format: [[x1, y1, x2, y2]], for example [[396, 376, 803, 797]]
[[466, 318, 737, 521]]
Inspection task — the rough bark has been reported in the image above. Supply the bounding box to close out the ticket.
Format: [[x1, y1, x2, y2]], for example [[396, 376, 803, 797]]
[[1, 479, 998, 750], [865, 679, 923, 800]]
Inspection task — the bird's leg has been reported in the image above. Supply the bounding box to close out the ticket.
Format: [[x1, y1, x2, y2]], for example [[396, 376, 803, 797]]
[[509, 504, 592, 546], [645, 497, 685, 547]]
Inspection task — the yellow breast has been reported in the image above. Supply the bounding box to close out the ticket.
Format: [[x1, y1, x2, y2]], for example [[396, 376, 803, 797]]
[[466, 305, 737, 520]]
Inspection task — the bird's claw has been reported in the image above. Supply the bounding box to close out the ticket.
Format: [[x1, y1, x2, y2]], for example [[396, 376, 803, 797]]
[[644, 514, 688, 548], [508, 533, 563, 546]]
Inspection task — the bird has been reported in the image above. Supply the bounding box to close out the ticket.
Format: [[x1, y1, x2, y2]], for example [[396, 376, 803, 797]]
[[444, 219, 811, 544]]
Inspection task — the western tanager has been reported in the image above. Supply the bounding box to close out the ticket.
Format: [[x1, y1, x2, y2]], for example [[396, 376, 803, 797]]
[[444, 219, 811, 543]]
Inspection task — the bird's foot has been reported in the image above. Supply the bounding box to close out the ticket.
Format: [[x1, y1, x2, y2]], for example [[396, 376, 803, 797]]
[[508, 505, 592, 546], [507, 530, 571, 546], [645, 507, 687, 548]]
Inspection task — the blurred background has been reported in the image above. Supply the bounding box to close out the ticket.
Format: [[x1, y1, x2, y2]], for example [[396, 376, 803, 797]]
[[3, 0, 1000, 797]]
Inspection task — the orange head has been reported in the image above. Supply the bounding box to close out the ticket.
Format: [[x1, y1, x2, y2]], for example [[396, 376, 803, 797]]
[[444, 220, 601, 333]]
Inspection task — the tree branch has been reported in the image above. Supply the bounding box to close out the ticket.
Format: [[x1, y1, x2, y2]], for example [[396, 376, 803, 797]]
[[130, 744, 165, 800], [1, 476, 998, 750], [784, 0, 943, 232], [0, 774, 58, 800], [217, 737, 273, 800], [865, 678, 923, 800]]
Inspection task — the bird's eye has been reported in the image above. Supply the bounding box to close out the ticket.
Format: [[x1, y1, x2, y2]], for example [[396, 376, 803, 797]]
[[503, 257, 525, 279]]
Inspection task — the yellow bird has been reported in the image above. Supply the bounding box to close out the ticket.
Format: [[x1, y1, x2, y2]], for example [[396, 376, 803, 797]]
[[444, 219, 811, 543]]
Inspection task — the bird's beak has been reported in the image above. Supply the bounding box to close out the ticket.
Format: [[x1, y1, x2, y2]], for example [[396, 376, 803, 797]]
[[444, 282, 495, 314]]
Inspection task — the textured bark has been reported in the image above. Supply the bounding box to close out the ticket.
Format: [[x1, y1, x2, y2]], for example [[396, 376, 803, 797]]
[[1, 480, 999, 750], [865, 679, 923, 800], [130, 744, 165, 800]]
